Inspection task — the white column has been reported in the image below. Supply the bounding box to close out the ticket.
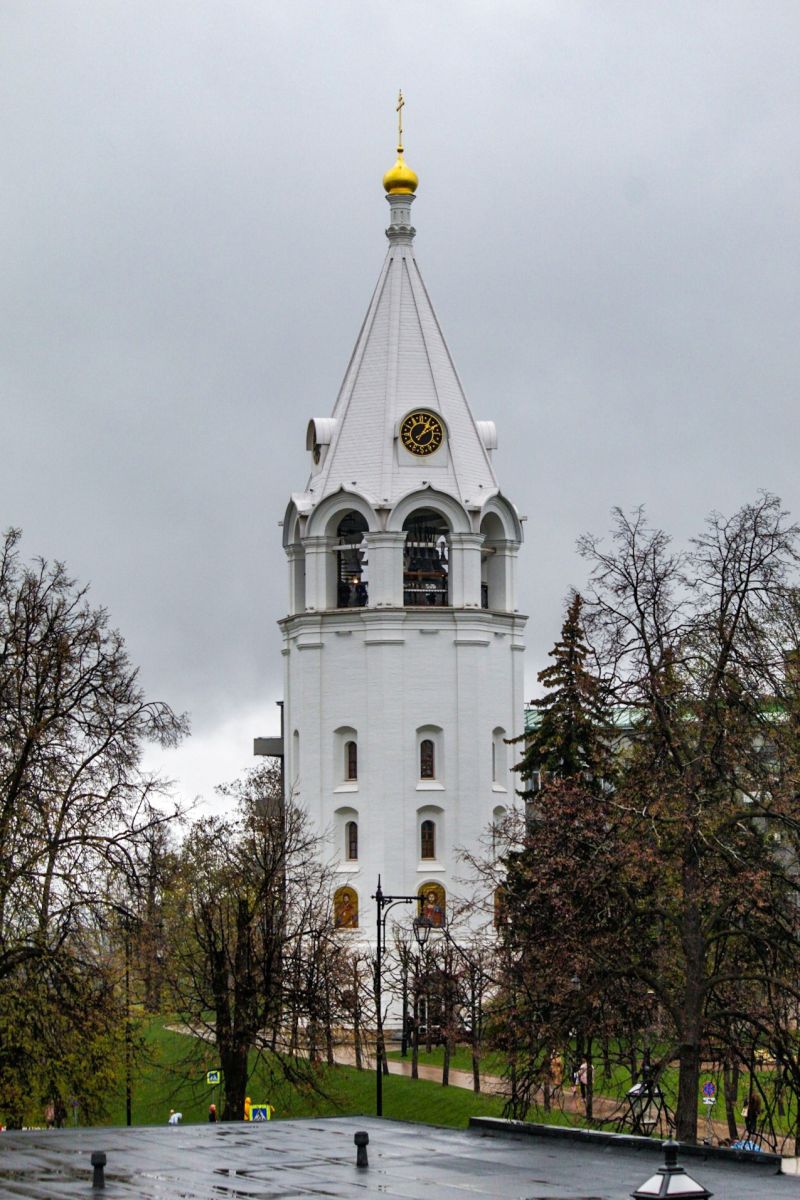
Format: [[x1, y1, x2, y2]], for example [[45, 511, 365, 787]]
[[286, 544, 304, 615], [490, 540, 520, 613], [302, 536, 335, 611], [366, 531, 406, 607], [448, 533, 484, 608]]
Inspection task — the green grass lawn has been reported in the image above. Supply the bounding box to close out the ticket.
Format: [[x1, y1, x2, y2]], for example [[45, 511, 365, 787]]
[[386, 1045, 507, 1077], [100, 1019, 510, 1129], [387, 1041, 795, 1136], [97, 1020, 794, 1141]]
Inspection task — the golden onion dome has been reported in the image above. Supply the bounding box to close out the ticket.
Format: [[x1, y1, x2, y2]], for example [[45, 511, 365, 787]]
[[383, 152, 419, 195]]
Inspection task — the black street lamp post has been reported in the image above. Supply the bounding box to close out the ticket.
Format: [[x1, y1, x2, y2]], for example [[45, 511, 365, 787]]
[[621, 989, 672, 1137], [398, 935, 411, 1058], [124, 921, 132, 1128], [372, 877, 430, 1116], [109, 903, 136, 1128]]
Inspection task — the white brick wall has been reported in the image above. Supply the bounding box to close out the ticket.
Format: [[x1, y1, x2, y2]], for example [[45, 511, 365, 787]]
[[281, 606, 526, 937]]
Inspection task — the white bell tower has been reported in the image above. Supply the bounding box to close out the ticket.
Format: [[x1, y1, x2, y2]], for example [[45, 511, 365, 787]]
[[279, 104, 527, 938]]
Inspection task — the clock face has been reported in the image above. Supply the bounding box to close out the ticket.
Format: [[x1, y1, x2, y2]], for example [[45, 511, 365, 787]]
[[400, 411, 445, 457]]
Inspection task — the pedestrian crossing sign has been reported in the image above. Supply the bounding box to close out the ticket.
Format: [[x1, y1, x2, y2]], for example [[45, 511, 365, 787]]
[[206, 1070, 220, 1085], [250, 1104, 275, 1121]]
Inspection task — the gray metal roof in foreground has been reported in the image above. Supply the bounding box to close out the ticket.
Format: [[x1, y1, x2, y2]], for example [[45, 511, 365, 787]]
[[0, 1115, 789, 1199]]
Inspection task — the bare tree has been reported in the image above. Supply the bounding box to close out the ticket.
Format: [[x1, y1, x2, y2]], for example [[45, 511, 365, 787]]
[[343, 952, 372, 1070], [579, 494, 800, 1141], [0, 528, 185, 1125], [167, 764, 335, 1120], [477, 496, 800, 1142], [0, 527, 185, 975]]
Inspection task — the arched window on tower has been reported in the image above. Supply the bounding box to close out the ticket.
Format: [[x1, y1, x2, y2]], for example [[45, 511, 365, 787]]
[[420, 739, 435, 779], [492, 727, 507, 787], [345, 820, 358, 861], [292, 730, 300, 790], [417, 804, 443, 864], [335, 512, 369, 609], [345, 740, 358, 781], [402, 509, 449, 606], [492, 805, 507, 857], [420, 819, 435, 860]]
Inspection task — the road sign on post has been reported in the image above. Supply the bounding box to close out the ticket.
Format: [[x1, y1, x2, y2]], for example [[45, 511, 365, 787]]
[[206, 1070, 220, 1086], [250, 1104, 275, 1121]]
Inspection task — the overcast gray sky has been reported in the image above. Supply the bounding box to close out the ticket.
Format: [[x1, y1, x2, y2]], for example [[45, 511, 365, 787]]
[[2, 1, 799, 809]]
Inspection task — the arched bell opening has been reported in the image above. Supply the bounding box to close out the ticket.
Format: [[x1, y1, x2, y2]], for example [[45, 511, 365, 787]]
[[480, 511, 506, 611], [402, 508, 450, 607], [335, 512, 369, 609]]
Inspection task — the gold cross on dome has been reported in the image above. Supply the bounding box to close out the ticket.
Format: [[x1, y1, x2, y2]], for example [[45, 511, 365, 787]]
[[396, 89, 405, 154]]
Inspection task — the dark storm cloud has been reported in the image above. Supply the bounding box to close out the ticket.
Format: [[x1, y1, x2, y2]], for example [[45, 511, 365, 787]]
[[1, 1, 798, 802]]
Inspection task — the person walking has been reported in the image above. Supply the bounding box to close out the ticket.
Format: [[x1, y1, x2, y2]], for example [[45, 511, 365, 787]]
[[208, 1103, 217, 1123], [549, 1052, 564, 1099], [576, 1060, 589, 1105], [744, 1090, 761, 1139]]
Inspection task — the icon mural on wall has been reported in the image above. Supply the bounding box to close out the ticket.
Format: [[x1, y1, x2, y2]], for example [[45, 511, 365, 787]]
[[334, 886, 358, 929], [493, 886, 508, 928], [419, 882, 446, 927]]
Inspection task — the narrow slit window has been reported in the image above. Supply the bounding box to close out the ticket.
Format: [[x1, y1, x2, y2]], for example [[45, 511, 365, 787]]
[[346, 820, 358, 861], [345, 740, 358, 781], [421, 819, 435, 860], [420, 739, 435, 779]]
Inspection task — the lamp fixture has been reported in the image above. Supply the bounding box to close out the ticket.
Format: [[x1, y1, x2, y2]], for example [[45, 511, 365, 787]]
[[631, 1141, 712, 1199]]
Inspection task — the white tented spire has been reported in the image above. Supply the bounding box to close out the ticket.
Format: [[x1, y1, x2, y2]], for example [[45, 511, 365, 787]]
[[304, 177, 498, 512]]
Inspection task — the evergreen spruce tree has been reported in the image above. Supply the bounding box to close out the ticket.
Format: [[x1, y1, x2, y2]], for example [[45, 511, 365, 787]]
[[510, 591, 612, 800], [495, 593, 620, 1118]]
